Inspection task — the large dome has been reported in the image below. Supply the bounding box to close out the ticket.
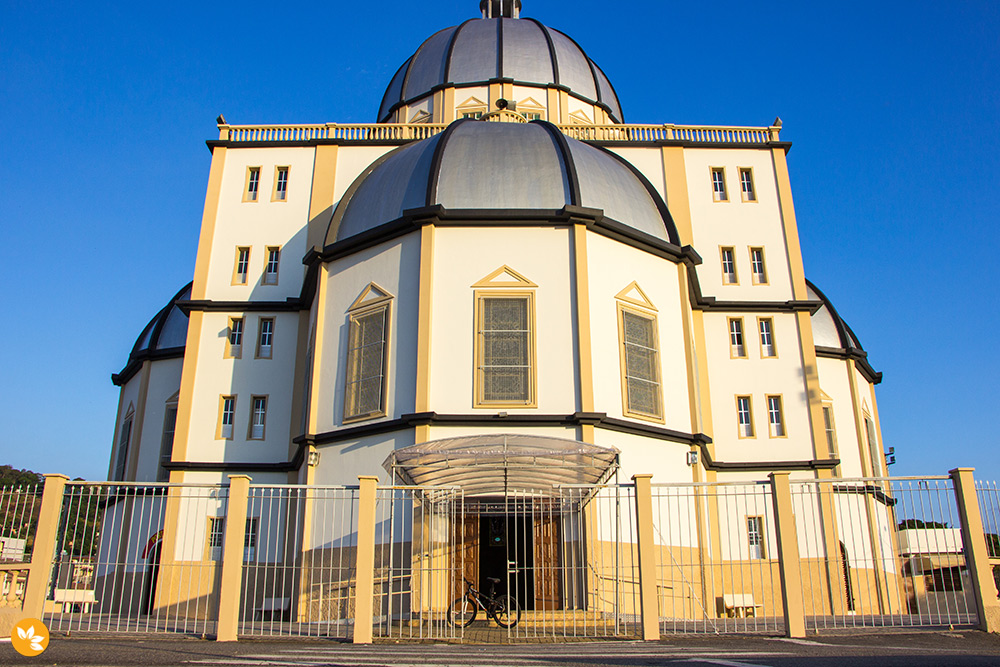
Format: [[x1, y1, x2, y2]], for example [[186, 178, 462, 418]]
[[378, 17, 623, 124], [327, 120, 678, 246], [112, 282, 191, 386]]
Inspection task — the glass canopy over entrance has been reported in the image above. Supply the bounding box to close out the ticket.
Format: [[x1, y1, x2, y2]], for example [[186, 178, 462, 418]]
[[382, 433, 620, 496]]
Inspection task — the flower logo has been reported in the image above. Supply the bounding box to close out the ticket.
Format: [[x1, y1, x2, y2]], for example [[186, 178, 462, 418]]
[[10, 617, 49, 656]]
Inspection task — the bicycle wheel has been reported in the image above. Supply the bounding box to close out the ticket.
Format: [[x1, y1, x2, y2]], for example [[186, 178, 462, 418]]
[[448, 595, 478, 627], [491, 595, 521, 629]]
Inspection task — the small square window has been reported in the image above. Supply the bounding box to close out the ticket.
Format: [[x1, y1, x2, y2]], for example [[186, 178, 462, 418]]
[[750, 247, 768, 285], [739, 168, 756, 202], [736, 395, 754, 438], [218, 396, 236, 440], [758, 318, 776, 358], [767, 395, 785, 437], [728, 318, 746, 358], [711, 167, 728, 202], [461, 111, 484, 120], [226, 317, 244, 358], [244, 167, 261, 202], [249, 395, 267, 440], [272, 167, 289, 202], [256, 318, 274, 359], [720, 247, 738, 285], [233, 247, 250, 285], [262, 247, 280, 285]]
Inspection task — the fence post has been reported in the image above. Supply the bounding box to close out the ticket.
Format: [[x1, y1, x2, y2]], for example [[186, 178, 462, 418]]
[[353, 476, 379, 644], [950, 468, 1000, 633], [632, 474, 660, 641], [769, 472, 805, 638], [216, 475, 250, 641], [22, 474, 69, 620]]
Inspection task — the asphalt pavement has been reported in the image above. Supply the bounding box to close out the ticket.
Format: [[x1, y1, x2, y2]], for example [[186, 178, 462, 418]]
[[2, 631, 1000, 667]]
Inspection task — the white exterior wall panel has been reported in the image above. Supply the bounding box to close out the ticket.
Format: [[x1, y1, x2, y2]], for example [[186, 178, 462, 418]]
[[133, 358, 183, 481]]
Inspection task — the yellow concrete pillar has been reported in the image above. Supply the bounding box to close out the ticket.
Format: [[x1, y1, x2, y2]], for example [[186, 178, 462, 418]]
[[950, 468, 1000, 633], [216, 475, 251, 641], [353, 476, 379, 644], [632, 474, 660, 641], [22, 474, 69, 620], [769, 472, 806, 638]]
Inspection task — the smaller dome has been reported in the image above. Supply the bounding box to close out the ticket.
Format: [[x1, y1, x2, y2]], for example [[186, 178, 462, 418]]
[[327, 120, 679, 246], [378, 17, 623, 123], [113, 283, 191, 386], [807, 280, 863, 350]]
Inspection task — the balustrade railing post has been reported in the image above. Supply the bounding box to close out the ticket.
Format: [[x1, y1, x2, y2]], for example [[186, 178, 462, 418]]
[[769, 472, 806, 638], [216, 475, 250, 641], [632, 474, 660, 641], [353, 476, 379, 644], [21, 474, 68, 621], [950, 468, 1000, 632]]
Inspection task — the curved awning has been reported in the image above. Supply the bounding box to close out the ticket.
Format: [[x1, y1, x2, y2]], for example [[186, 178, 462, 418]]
[[382, 433, 620, 496]]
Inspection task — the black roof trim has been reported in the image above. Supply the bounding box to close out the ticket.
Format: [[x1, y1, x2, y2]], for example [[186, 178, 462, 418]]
[[806, 278, 866, 351], [526, 18, 560, 87], [426, 118, 467, 206], [815, 346, 883, 385], [496, 16, 504, 80], [112, 346, 186, 387], [441, 20, 474, 94], [536, 120, 581, 206], [399, 25, 457, 118], [176, 299, 305, 313]]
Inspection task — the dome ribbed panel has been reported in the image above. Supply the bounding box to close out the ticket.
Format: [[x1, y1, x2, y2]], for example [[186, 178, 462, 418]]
[[435, 122, 569, 209], [447, 19, 499, 83], [157, 286, 191, 349], [379, 58, 411, 122], [567, 141, 668, 241], [592, 63, 622, 122], [336, 136, 442, 241], [547, 28, 597, 101], [502, 19, 554, 83], [401, 27, 457, 101]]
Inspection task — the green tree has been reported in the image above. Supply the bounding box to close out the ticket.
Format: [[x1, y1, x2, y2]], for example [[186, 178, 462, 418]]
[[898, 518, 949, 530]]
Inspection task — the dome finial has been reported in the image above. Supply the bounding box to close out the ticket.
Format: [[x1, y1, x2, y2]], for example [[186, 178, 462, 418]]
[[480, 0, 520, 18]]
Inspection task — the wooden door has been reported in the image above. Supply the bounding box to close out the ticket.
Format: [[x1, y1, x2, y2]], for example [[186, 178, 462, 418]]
[[452, 515, 478, 603], [533, 515, 562, 609]]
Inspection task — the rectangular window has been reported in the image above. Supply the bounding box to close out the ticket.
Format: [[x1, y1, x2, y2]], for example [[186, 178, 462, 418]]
[[620, 308, 662, 420], [244, 518, 258, 562], [864, 415, 882, 477], [272, 167, 289, 202], [711, 167, 728, 202], [461, 111, 484, 119], [747, 516, 765, 559], [218, 395, 236, 439], [739, 167, 756, 202], [737, 396, 754, 438], [226, 317, 244, 358], [720, 247, 738, 285], [157, 403, 178, 482], [244, 167, 261, 202], [233, 247, 251, 285], [476, 294, 534, 406], [249, 396, 267, 440], [262, 247, 280, 285], [728, 318, 746, 358], [208, 517, 224, 560], [114, 414, 133, 481], [767, 395, 785, 437], [256, 318, 274, 359], [758, 317, 776, 358], [823, 406, 840, 473], [522, 112, 542, 121], [344, 305, 390, 420], [750, 247, 768, 284]]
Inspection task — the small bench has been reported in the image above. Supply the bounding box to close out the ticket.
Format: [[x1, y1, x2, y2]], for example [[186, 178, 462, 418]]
[[254, 597, 290, 621], [53, 589, 97, 614], [718, 594, 762, 618]]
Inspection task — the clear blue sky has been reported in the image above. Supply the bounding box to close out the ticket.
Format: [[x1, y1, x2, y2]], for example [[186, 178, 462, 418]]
[[1, 0, 997, 482]]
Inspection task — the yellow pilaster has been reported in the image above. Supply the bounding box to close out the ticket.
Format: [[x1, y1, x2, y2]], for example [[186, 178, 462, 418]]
[[572, 225, 594, 418], [632, 474, 660, 641], [950, 468, 1000, 632], [22, 475, 69, 619], [353, 476, 379, 644], [769, 472, 806, 638], [415, 224, 435, 444], [216, 475, 251, 641]]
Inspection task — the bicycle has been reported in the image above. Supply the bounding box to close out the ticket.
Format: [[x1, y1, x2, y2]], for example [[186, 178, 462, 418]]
[[447, 577, 521, 628]]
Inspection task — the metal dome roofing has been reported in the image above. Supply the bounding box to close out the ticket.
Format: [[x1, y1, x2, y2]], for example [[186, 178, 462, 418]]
[[378, 18, 623, 124], [327, 120, 678, 246], [807, 280, 864, 350], [112, 283, 191, 386]]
